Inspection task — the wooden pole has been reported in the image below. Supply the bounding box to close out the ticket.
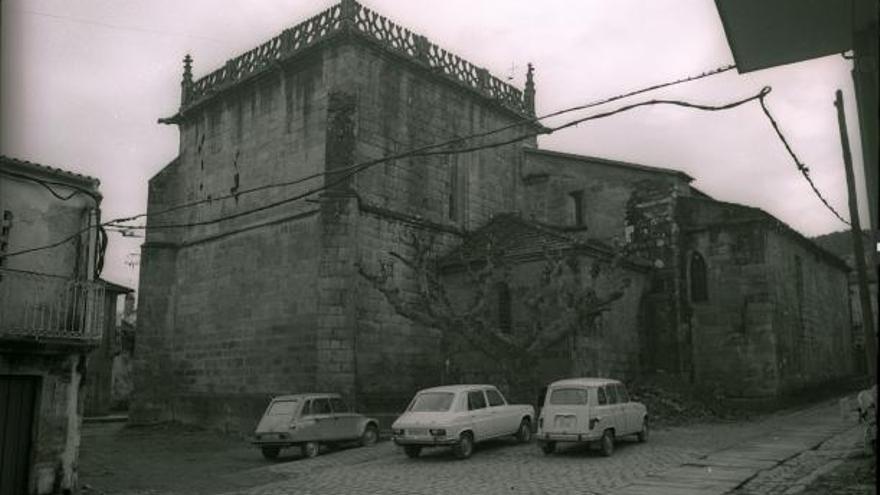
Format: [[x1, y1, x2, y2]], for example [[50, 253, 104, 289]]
[[834, 89, 877, 381]]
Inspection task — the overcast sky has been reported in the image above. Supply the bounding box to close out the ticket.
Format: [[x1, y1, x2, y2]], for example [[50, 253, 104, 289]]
[[0, 0, 871, 289]]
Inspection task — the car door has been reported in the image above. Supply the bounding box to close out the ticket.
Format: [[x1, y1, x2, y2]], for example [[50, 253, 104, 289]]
[[593, 385, 615, 435], [616, 384, 635, 435], [605, 384, 626, 434], [484, 387, 514, 437], [466, 389, 491, 441], [305, 397, 334, 440], [329, 396, 360, 440]]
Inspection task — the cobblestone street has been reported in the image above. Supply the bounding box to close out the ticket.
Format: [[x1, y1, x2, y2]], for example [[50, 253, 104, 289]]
[[80, 396, 874, 495]]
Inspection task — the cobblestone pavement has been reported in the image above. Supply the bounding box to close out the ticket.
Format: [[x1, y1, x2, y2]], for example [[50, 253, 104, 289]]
[[215, 398, 861, 495]]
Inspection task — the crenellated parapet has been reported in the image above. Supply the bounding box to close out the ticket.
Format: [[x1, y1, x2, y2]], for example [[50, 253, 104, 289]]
[[179, 0, 533, 117]]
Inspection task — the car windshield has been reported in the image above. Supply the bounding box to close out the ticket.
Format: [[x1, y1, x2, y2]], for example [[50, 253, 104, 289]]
[[548, 388, 588, 405], [408, 392, 455, 412], [267, 400, 298, 416]]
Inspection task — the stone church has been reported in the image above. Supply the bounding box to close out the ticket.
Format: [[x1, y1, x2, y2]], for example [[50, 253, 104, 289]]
[[132, 0, 856, 432]]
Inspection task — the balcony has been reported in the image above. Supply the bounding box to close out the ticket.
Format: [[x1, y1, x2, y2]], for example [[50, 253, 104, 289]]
[[0, 268, 105, 342]]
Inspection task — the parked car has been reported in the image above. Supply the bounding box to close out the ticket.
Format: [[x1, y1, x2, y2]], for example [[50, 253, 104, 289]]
[[392, 384, 534, 459], [536, 378, 647, 456], [252, 393, 379, 460]]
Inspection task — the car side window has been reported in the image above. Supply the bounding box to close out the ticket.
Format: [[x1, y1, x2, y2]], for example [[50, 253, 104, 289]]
[[310, 398, 332, 415], [301, 400, 312, 416], [467, 390, 487, 410], [617, 384, 630, 403], [329, 398, 349, 413], [485, 389, 506, 407], [606, 385, 619, 404], [597, 387, 607, 405]]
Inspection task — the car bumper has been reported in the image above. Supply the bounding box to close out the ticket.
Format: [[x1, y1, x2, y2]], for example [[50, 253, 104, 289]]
[[538, 431, 600, 443], [393, 436, 459, 446]]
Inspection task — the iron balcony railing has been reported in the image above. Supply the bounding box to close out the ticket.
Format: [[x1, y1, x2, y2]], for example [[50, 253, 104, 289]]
[[0, 268, 105, 341]]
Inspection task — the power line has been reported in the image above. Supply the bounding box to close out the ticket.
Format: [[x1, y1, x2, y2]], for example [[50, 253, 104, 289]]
[[1, 72, 848, 258], [115, 63, 740, 225], [757, 97, 851, 226], [111, 88, 769, 232]]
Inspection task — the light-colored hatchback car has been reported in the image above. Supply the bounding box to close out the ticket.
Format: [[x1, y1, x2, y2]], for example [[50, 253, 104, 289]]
[[536, 378, 647, 456], [252, 393, 379, 460], [392, 384, 535, 459]]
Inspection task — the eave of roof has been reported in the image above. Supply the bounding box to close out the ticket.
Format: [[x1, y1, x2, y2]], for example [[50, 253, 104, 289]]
[[0, 155, 101, 191], [679, 196, 850, 271], [524, 148, 694, 182]]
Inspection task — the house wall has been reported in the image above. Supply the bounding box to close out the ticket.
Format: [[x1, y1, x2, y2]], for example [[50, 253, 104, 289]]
[[683, 223, 779, 398], [133, 35, 537, 430], [682, 211, 853, 399], [1, 352, 86, 495], [132, 46, 338, 433], [519, 151, 691, 242], [330, 40, 538, 414], [0, 172, 96, 278], [765, 228, 854, 394]]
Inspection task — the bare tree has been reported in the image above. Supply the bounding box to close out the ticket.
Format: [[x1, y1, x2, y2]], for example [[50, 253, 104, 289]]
[[356, 229, 632, 401]]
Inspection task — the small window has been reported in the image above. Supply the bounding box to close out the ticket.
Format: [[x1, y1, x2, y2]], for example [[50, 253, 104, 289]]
[[569, 190, 585, 227], [267, 400, 298, 416], [467, 390, 487, 410], [605, 385, 619, 404], [496, 282, 512, 334], [690, 251, 708, 302], [548, 388, 588, 405], [616, 384, 630, 403], [409, 392, 455, 412], [301, 400, 312, 416], [485, 389, 506, 407], [329, 397, 349, 413], [308, 398, 332, 415], [597, 387, 607, 405]]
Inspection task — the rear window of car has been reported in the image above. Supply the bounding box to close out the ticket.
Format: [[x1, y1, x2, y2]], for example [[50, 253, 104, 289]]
[[548, 388, 589, 405], [409, 392, 455, 412], [267, 400, 298, 416]]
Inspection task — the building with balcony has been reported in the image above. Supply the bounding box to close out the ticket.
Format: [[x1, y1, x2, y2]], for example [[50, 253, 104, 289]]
[[1, 156, 106, 495]]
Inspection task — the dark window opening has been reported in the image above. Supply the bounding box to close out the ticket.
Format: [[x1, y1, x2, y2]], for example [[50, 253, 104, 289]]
[[690, 251, 708, 302], [447, 157, 461, 222], [569, 190, 585, 227], [496, 282, 512, 333], [467, 390, 487, 410]]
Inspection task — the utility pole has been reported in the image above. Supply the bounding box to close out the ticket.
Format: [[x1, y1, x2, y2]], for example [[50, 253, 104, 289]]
[[834, 89, 877, 382]]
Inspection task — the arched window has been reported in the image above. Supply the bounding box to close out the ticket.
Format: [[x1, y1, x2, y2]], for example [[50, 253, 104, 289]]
[[689, 251, 708, 302], [496, 282, 512, 333]]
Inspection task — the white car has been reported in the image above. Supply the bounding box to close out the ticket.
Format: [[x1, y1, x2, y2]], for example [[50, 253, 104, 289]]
[[536, 378, 647, 456], [392, 384, 535, 459], [251, 393, 379, 459]]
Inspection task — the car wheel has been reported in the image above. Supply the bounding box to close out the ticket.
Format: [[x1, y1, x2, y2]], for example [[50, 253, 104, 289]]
[[360, 424, 378, 447], [261, 446, 280, 460], [600, 430, 614, 457], [453, 432, 474, 460], [404, 445, 422, 458], [637, 417, 648, 443], [301, 441, 320, 459], [540, 441, 556, 455], [516, 419, 532, 443]]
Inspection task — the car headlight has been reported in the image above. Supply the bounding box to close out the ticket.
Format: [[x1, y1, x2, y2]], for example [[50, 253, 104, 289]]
[[393, 428, 404, 436], [429, 429, 446, 437]]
